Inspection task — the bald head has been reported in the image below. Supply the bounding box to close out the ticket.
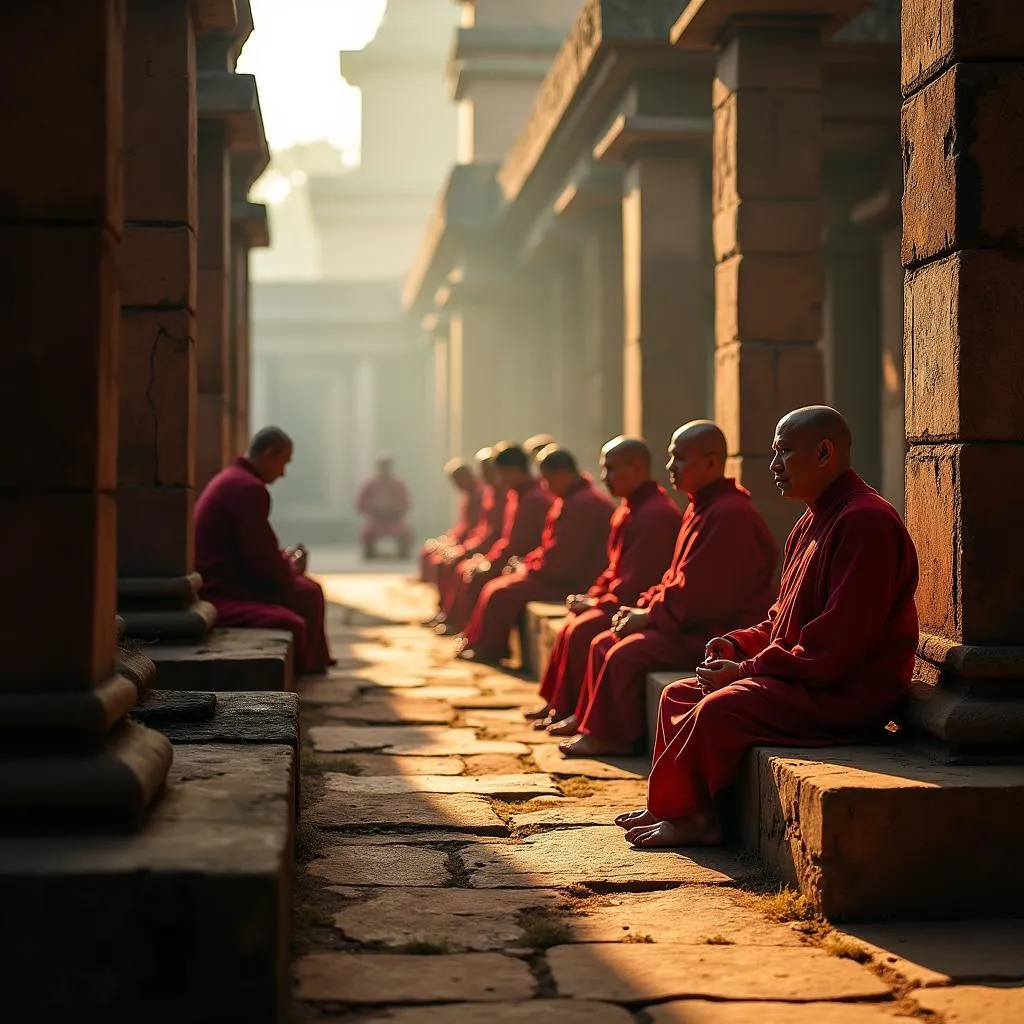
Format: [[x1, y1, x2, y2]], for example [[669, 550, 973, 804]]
[[771, 406, 853, 505], [600, 436, 653, 499], [525, 434, 557, 458], [248, 426, 291, 458], [666, 420, 727, 496], [247, 425, 293, 484], [445, 457, 476, 493], [476, 445, 500, 486]]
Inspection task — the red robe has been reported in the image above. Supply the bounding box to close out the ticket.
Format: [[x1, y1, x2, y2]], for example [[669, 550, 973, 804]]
[[539, 480, 681, 718], [419, 483, 484, 584], [357, 475, 412, 542], [646, 470, 920, 822], [576, 477, 778, 747], [195, 457, 332, 674], [464, 477, 616, 660], [441, 480, 550, 634], [435, 485, 508, 605]]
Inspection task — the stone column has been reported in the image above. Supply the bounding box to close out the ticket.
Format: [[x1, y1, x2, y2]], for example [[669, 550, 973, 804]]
[[117, 0, 216, 640], [674, 2, 861, 541], [902, 0, 1024, 748], [0, 0, 171, 822]]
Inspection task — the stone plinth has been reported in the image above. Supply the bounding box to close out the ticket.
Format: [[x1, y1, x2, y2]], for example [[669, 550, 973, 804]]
[[522, 602, 568, 678], [901, 0, 1024, 743]]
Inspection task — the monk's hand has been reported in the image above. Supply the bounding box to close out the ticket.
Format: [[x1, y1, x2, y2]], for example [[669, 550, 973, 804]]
[[568, 595, 597, 614], [503, 557, 522, 575], [424, 538, 440, 554], [695, 659, 742, 692], [612, 607, 649, 636], [704, 636, 740, 662], [288, 546, 308, 575]]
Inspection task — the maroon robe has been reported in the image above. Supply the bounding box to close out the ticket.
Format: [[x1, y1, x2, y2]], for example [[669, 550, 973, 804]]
[[464, 477, 616, 660], [539, 480, 681, 718], [435, 485, 507, 606], [420, 483, 484, 584], [576, 477, 778, 747], [441, 480, 550, 634], [646, 470, 919, 821], [195, 457, 332, 674], [357, 475, 412, 542]]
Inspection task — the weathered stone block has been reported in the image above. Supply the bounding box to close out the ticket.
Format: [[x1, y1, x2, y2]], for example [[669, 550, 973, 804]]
[[715, 25, 822, 97], [119, 309, 195, 488], [152, 691, 299, 748], [715, 342, 823, 457], [713, 199, 820, 260], [117, 486, 194, 578], [122, 224, 196, 309], [523, 601, 567, 678], [906, 442, 1024, 644], [197, 267, 230, 389], [902, 63, 1024, 267], [902, 0, 1024, 96], [196, 390, 230, 487], [905, 251, 1024, 442], [3, 492, 116, 687], [715, 254, 824, 347], [147, 628, 294, 692]]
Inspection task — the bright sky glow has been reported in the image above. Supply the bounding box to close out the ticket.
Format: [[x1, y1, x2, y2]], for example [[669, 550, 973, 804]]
[[237, 0, 387, 155]]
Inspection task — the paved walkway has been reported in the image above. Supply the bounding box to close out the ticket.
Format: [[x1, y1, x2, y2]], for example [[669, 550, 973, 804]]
[[290, 575, 1024, 1023]]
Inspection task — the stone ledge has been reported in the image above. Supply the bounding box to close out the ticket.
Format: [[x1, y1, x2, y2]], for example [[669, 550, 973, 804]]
[[137, 691, 299, 749], [743, 743, 1024, 920], [646, 671, 689, 750], [0, 743, 294, 1021], [147, 628, 294, 693], [522, 601, 569, 679]]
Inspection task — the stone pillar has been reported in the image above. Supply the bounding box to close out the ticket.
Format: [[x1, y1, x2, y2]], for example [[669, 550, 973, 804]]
[[117, 0, 217, 640], [879, 225, 905, 510], [447, 302, 500, 458], [0, 0, 171, 823], [901, 0, 1024, 748], [674, 2, 860, 541]]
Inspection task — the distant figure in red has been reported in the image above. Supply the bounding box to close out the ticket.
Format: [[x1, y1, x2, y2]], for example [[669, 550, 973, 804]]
[[419, 457, 484, 585], [619, 407, 920, 849], [526, 436, 681, 730], [456, 445, 616, 665], [357, 456, 412, 560], [195, 426, 333, 675]]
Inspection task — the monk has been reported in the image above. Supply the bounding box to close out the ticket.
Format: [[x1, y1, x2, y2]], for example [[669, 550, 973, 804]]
[[436, 442, 551, 637], [357, 456, 412, 560], [195, 426, 333, 675], [525, 434, 557, 460], [456, 446, 616, 665], [419, 458, 484, 586], [527, 437, 681, 729], [619, 406, 920, 848], [559, 421, 778, 756]]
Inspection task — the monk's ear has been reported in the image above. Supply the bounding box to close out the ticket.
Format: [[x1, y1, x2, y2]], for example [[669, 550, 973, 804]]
[[817, 439, 834, 464]]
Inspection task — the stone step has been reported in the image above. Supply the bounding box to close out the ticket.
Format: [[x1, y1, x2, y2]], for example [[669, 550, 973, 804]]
[[0, 743, 295, 1021], [147, 627, 294, 692], [741, 744, 1024, 920], [522, 601, 569, 678]]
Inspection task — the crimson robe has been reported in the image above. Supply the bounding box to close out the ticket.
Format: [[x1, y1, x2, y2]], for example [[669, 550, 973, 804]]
[[435, 485, 508, 605], [195, 457, 332, 674], [463, 477, 616, 660], [419, 483, 484, 584], [539, 480, 681, 718], [357, 475, 412, 542], [576, 477, 778, 748], [442, 480, 551, 634], [646, 470, 920, 822]]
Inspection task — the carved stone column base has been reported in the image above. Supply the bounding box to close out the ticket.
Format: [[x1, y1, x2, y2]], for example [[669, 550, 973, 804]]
[[118, 573, 218, 641]]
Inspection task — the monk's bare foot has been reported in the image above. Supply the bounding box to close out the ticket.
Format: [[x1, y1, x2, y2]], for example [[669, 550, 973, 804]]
[[532, 715, 555, 731], [456, 646, 476, 662], [524, 703, 552, 721], [434, 622, 459, 637], [546, 714, 578, 737], [559, 734, 633, 758], [625, 816, 724, 848], [615, 808, 656, 830]]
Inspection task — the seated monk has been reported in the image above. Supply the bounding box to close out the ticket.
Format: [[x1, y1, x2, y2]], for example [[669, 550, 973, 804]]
[[436, 442, 550, 637], [559, 421, 778, 756], [419, 458, 484, 586], [619, 406, 920, 848], [526, 436, 681, 729], [456, 445, 616, 665], [424, 447, 505, 627], [357, 457, 412, 560], [195, 426, 333, 675]]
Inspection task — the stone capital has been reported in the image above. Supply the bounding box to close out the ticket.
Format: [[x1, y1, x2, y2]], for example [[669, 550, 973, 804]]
[[231, 199, 270, 248], [593, 113, 712, 165]]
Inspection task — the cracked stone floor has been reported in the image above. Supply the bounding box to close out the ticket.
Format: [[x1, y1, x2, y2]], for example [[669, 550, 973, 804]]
[[290, 574, 1024, 1024]]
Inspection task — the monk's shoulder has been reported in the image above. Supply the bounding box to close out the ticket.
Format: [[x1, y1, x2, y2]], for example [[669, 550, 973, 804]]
[[831, 492, 910, 544], [714, 488, 771, 529], [639, 495, 683, 527]]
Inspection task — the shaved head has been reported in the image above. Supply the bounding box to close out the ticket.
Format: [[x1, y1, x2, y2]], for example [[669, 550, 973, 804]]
[[247, 425, 293, 484], [667, 420, 727, 496], [671, 420, 728, 461], [525, 433, 557, 457], [771, 406, 853, 504], [600, 436, 653, 499], [444, 457, 469, 477], [776, 406, 852, 459], [601, 435, 651, 471], [248, 425, 292, 457]]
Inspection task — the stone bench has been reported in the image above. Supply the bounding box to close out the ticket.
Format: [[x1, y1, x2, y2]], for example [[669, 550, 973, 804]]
[[521, 601, 569, 677], [147, 627, 294, 692]]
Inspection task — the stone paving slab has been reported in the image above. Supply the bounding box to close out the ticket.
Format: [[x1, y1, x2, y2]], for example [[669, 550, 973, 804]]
[[835, 920, 1024, 986], [333, 887, 563, 950], [466, 718, 566, 745], [467, 827, 750, 888], [308, 791, 507, 834], [911, 984, 1024, 1023], [401, 685, 486, 702], [566, 889, 804, 946], [294, 952, 536, 1003], [298, 678, 363, 704], [322, 697, 456, 725], [463, 754, 535, 776], [323, 772, 560, 798], [339, 755, 467, 776], [510, 781, 649, 830], [311, 725, 529, 756], [548, 943, 891, 1002], [452, 694, 539, 710], [531, 744, 648, 780], [308, 845, 453, 887], [648, 1004, 908, 1023], [357, 1001, 636, 1023]]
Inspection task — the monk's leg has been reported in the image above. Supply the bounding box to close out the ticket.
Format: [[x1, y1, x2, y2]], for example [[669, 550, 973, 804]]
[[463, 576, 551, 661], [538, 607, 614, 723], [440, 568, 491, 635], [272, 576, 333, 673], [572, 630, 704, 754], [555, 629, 619, 745], [211, 597, 311, 674]]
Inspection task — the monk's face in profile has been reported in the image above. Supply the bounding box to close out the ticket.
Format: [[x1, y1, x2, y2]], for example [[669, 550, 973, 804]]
[[258, 442, 293, 484], [667, 436, 712, 496], [771, 423, 837, 503], [601, 451, 642, 499]]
